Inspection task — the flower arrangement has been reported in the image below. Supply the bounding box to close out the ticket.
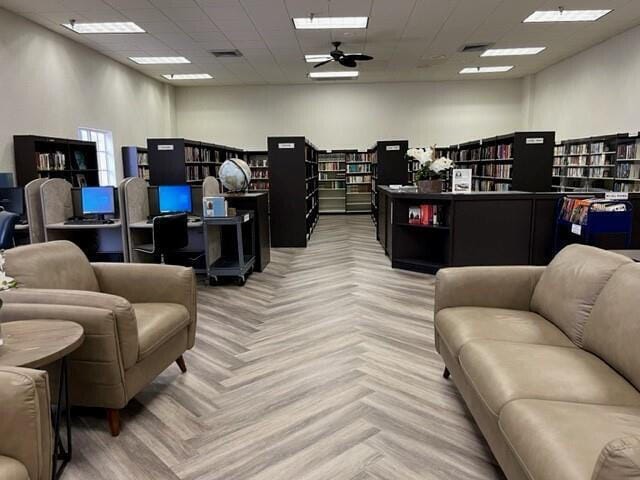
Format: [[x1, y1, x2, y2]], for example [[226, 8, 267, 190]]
[[407, 147, 454, 181]]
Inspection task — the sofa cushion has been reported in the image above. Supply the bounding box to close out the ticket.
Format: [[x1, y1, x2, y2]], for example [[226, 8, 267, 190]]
[[592, 435, 640, 480], [530, 244, 631, 346], [436, 307, 575, 357], [4, 240, 100, 292], [0, 455, 29, 480], [499, 400, 640, 480], [134, 303, 190, 361], [459, 340, 640, 418], [583, 263, 640, 392]]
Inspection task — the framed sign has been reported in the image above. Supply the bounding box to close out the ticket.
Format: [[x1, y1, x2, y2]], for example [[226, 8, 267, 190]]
[[452, 169, 472, 193]]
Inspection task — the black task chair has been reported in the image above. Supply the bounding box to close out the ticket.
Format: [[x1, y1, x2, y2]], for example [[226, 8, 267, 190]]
[[0, 210, 20, 249], [134, 213, 189, 264]]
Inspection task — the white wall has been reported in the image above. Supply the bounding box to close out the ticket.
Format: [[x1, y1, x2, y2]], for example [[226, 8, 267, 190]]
[[176, 80, 524, 150], [528, 23, 640, 139], [0, 7, 175, 181]]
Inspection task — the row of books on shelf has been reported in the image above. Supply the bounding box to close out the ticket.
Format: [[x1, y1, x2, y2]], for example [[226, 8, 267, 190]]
[[615, 183, 640, 192], [319, 172, 345, 180], [474, 164, 512, 178], [252, 170, 269, 179], [319, 162, 344, 171], [346, 153, 370, 163], [185, 165, 216, 181], [555, 167, 614, 178], [347, 164, 371, 173], [408, 204, 446, 227], [247, 156, 268, 168], [473, 179, 510, 192], [249, 180, 269, 191], [320, 180, 345, 189], [136, 152, 149, 167], [458, 143, 513, 161], [617, 164, 640, 179], [319, 153, 347, 162], [560, 197, 628, 225], [347, 175, 371, 184], [185, 146, 212, 163], [138, 167, 150, 181], [37, 151, 66, 171], [617, 141, 640, 160]]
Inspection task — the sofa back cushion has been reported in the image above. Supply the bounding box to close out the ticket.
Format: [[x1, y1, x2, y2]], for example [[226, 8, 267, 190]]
[[530, 244, 631, 346], [583, 263, 640, 391], [4, 240, 100, 292]]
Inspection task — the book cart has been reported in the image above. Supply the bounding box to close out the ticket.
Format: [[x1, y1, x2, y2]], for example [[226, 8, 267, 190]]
[[554, 196, 633, 252]]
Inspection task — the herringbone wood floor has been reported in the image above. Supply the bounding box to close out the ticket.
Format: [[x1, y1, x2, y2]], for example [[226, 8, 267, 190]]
[[65, 215, 504, 480]]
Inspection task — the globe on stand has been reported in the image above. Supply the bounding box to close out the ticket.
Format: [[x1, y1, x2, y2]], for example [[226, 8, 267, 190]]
[[219, 158, 252, 192]]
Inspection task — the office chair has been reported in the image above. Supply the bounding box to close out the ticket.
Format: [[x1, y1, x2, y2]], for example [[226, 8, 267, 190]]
[[0, 210, 20, 249], [202, 176, 221, 196], [134, 213, 189, 264]]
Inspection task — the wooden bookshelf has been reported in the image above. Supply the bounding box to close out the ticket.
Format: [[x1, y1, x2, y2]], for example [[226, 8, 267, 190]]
[[147, 138, 244, 185], [268, 137, 319, 247], [318, 150, 347, 214], [245, 151, 269, 192], [370, 140, 409, 225], [122, 145, 149, 181], [451, 132, 554, 192], [614, 134, 640, 193], [14, 135, 100, 187]]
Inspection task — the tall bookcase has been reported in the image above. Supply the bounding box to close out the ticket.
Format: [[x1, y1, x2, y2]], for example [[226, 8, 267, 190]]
[[318, 150, 347, 213], [614, 134, 640, 193], [346, 151, 372, 213], [122, 146, 149, 181], [268, 137, 319, 247], [370, 140, 409, 223], [245, 151, 269, 191], [147, 138, 244, 185], [13, 135, 100, 187], [452, 132, 554, 192]]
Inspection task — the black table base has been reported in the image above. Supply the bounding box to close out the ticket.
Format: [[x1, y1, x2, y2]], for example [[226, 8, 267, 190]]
[[52, 357, 71, 480]]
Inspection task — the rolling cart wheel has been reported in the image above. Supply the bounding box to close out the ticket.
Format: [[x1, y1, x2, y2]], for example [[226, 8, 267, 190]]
[[236, 276, 246, 286], [209, 276, 219, 286]]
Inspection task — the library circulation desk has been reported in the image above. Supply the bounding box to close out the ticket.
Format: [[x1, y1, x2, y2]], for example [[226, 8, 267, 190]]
[[377, 186, 640, 273]]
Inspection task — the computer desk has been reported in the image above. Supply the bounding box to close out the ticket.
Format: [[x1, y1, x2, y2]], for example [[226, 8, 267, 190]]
[[45, 220, 126, 261]]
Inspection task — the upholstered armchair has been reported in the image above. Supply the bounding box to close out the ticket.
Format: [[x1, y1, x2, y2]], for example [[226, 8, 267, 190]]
[[0, 240, 197, 436], [0, 367, 52, 480]]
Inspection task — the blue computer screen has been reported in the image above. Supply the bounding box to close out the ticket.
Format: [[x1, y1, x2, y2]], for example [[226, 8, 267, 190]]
[[158, 185, 192, 213], [81, 187, 115, 215]]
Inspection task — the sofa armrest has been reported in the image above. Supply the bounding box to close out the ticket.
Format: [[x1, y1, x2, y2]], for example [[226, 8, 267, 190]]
[[92, 263, 197, 348], [0, 288, 138, 371], [0, 367, 52, 480], [592, 435, 640, 480], [435, 266, 545, 314]]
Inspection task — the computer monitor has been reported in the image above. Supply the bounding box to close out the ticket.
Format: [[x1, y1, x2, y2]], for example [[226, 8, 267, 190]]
[[81, 186, 115, 219], [0, 187, 24, 217], [158, 185, 192, 214]]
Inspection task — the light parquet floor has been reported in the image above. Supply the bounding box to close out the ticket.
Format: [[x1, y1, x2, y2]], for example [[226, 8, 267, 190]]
[[65, 215, 504, 480]]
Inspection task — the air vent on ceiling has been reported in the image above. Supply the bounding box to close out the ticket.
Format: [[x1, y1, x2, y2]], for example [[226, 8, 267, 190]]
[[459, 43, 494, 53], [211, 49, 243, 58]]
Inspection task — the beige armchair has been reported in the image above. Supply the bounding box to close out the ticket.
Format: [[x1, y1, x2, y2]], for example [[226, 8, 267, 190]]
[[0, 367, 52, 480], [0, 240, 197, 436]]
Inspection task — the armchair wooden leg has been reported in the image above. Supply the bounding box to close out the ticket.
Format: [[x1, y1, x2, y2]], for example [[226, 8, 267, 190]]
[[443, 367, 450, 379], [107, 409, 121, 437], [176, 355, 187, 373]]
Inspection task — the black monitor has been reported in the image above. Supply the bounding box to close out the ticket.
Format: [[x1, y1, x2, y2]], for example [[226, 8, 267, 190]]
[[81, 186, 115, 219], [158, 185, 192, 214], [0, 187, 24, 217]]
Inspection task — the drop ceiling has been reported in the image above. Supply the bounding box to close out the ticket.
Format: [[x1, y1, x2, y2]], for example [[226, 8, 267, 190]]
[[2, 0, 640, 86]]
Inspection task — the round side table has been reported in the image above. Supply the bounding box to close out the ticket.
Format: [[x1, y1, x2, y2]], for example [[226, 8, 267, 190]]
[[0, 320, 84, 480]]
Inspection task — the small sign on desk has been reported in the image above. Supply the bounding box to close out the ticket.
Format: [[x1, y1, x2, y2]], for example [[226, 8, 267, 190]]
[[452, 169, 472, 193]]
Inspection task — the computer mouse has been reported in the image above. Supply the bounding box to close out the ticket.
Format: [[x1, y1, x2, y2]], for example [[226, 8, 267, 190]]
[[103, 219, 115, 224]]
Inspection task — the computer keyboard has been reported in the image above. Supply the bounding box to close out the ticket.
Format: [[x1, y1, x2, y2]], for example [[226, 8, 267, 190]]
[[64, 218, 113, 225], [146, 216, 201, 224]]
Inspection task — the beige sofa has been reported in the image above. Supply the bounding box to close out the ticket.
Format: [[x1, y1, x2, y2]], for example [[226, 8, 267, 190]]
[[0, 241, 197, 436], [435, 244, 640, 480], [0, 367, 52, 480]]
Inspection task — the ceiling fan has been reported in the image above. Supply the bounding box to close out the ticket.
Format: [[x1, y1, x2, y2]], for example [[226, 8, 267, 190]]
[[313, 42, 373, 68]]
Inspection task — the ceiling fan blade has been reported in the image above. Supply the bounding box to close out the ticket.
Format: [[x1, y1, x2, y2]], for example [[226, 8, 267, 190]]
[[345, 54, 373, 61], [338, 56, 358, 68], [313, 59, 335, 68]]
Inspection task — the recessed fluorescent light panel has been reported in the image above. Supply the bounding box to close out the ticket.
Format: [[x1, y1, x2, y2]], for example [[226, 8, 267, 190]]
[[62, 21, 145, 34], [305, 53, 361, 63], [309, 71, 359, 79], [460, 66, 514, 74], [523, 10, 611, 22], [482, 47, 545, 57], [293, 17, 368, 29], [162, 74, 213, 80], [129, 56, 190, 64]]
